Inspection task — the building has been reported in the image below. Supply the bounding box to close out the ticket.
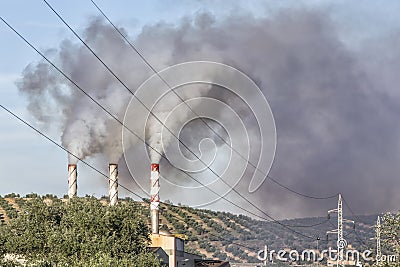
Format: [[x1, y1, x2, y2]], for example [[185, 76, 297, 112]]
[[149, 233, 231, 267], [150, 233, 203, 267], [194, 259, 231, 266], [149, 247, 169, 266]]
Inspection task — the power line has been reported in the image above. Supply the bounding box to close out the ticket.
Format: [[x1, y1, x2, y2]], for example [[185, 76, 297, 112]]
[[0, 104, 266, 254], [267, 176, 338, 200], [0, 99, 358, 253], [0, 15, 275, 224], [1, 10, 333, 240], [326, 197, 371, 251], [0, 99, 314, 256], [0, 13, 290, 229], [352, 228, 370, 249], [0, 104, 340, 258], [341, 196, 369, 225], [0, 15, 169, 184], [0, 103, 368, 254], [39, 1, 329, 240], [90, 0, 338, 201], [0, 102, 320, 255], [0, 106, 320, 257], [43, 0, 342, 238], [341, 196, 376, 250], [42, 0, 240, 197], [341, 195, 373, 249], [285, 218, 329, 228], [0, 104, 143, 201]]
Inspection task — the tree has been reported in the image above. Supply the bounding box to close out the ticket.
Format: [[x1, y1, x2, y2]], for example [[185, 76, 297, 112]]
[[382, 212, 400, 267], [0, 197, 161, 266]]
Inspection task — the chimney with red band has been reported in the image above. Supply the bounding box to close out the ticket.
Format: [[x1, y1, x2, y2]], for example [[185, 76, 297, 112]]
[[109, 163, 118, 206], [68, 164, 77, 198], [150, 163, 160, 234]]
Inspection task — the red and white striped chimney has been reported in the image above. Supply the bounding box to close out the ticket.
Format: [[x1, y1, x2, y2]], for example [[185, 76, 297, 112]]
[[109, 163, 118, 206], [150, 163, 160, 234], [68, 164, 77, 198]]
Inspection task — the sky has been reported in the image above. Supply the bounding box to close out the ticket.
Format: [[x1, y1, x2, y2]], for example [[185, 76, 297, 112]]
[[1, 0, 400, 220]]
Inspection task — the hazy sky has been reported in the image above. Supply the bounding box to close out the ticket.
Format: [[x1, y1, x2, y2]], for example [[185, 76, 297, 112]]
[[1, 0, 400, 219]]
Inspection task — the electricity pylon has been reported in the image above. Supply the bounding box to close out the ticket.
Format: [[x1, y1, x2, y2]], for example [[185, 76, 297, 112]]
[[376, 216, 382, 266], [327, 194, 355, 267]]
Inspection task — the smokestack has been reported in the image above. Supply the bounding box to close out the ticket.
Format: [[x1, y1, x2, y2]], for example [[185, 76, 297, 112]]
[[68, 164, 77, 198], [150, 163, 160, 234], [109, 163, 118, 206]]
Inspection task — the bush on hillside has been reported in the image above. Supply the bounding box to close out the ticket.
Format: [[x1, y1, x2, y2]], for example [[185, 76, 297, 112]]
[[0, 197, 160, 266]]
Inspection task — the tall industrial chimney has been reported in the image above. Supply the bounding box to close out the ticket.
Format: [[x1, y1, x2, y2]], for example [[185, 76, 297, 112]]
[[109, 163, 118, 206], [68, 164, 77, 198], [150, 163, 160, 234]]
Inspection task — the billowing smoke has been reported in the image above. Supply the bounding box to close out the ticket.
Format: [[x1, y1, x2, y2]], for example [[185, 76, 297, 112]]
[[145, 84, 212, 163], [16, 16, 212, 165], [17, 18, 147, 164], [16, 9, 400, 218]]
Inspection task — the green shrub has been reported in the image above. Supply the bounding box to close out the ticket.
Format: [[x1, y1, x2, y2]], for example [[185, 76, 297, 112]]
[[0, 198, 160, 266]]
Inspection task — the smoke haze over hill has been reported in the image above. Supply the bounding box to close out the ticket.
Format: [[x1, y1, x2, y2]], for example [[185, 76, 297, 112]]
[[15, 5, 400, 219]]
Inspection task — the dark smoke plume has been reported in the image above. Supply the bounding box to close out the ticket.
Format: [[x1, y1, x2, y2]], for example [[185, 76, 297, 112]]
[[17, 9, 400, 218]]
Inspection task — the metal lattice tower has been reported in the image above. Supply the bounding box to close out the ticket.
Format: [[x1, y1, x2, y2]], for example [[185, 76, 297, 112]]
[[337, 194, 344, 267], [327, 194, 353, 267], [376, 216, 382, 264], [327, 194, 342, 267]]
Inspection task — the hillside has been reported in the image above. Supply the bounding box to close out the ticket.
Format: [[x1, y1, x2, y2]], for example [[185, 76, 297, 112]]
[[0, 194, 378, 263]]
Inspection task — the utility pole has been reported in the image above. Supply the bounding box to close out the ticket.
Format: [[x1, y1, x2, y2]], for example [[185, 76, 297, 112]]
[[327, 194, 354, 267], [376, 216, 382, 266], [316, 236, 320, 267], [338, 194, 343, 266]]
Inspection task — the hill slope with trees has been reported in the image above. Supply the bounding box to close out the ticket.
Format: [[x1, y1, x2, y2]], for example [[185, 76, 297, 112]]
[[0, 195, 160, 266], [0, 194, 397, 265]]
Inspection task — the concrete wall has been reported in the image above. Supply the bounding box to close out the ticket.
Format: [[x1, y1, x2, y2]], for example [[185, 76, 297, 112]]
[[151, 234, 178, 267], [150, 234, 202, 267]]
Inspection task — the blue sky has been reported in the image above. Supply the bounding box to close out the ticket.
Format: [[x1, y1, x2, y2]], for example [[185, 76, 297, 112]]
[[0, 0, 223, 197], [1, 1, 400, 217]]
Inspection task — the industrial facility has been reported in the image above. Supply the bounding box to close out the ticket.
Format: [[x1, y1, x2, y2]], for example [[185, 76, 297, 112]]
[[65, 162, 230, 267]]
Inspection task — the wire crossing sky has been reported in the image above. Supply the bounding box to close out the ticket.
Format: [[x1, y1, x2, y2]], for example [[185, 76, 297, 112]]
[[1, 0, 400, 219]]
